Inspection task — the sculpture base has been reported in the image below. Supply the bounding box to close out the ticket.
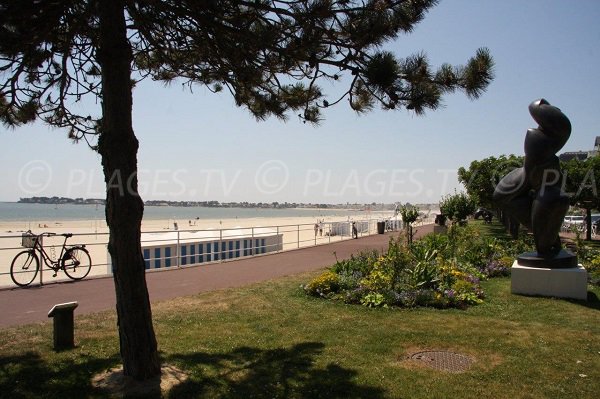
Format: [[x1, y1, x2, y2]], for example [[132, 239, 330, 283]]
[[517, 249, 577, 269], [511, 261, 588, 300]]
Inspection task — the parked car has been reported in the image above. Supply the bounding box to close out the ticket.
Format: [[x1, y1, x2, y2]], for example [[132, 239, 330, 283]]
[[563, 215, 585, 232], [564, 215, 585, 225]]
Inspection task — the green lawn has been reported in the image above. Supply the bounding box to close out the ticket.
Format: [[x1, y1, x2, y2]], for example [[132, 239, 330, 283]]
[[1, 226, 600, 398]]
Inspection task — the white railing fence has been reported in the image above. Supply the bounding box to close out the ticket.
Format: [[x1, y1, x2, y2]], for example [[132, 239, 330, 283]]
[[0, 217, 413, 289]]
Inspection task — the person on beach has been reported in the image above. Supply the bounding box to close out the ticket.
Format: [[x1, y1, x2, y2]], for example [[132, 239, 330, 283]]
[[352, 222, 358, 239], [319, 221, 323, 236], [314, 223, 318, 237]]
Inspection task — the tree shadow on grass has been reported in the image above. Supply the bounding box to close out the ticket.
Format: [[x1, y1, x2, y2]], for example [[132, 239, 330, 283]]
[[565, 290, 600, 311], [0, 351, 119, 398], [167, 342, 386, 399]]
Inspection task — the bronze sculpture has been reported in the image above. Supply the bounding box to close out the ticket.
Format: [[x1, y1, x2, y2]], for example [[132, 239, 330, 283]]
[[493, 99, 577, 268]]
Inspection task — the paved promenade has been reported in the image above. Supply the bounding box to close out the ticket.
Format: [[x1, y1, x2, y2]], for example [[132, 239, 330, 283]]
[[0, 225, 433, 328]]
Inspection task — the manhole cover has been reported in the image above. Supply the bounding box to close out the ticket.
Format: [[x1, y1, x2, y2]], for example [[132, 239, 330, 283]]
[[409, 351, 473, 373]]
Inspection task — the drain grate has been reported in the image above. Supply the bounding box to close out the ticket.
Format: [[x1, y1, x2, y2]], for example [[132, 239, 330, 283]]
[[409, 351, 473, 373]]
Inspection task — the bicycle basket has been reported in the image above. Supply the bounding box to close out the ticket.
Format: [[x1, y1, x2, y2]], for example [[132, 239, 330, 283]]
[[21, 232, 41, 248]]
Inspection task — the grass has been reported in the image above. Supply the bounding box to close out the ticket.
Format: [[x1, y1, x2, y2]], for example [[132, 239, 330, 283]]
[[1, 225, 600, 398]]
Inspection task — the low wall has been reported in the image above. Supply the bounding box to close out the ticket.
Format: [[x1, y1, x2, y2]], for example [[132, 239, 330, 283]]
[[106, 228, 283, 273]]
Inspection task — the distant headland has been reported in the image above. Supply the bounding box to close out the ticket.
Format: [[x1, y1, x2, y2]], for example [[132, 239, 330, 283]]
[[17, 197, 400, 210], [18, 197, 105, 205]]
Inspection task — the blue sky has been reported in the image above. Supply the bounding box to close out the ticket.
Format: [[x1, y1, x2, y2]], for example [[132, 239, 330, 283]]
[[1, 0, 599, 204]]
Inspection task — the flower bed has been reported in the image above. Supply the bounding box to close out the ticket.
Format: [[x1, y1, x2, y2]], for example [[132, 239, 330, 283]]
[[304, 224, 530, 308]]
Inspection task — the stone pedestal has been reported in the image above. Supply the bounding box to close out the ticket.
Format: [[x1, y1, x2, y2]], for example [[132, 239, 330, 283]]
[[511, 261, 588, 300]]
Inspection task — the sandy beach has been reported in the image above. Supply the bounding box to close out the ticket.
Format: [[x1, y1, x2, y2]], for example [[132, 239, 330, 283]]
[[0, 209, 442, 289]]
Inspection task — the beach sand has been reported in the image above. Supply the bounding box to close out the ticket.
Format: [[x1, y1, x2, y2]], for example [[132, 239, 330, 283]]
[[0, 210, 436, 288]]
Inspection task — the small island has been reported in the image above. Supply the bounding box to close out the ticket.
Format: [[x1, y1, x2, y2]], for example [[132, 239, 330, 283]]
[[18, 197, 105, 205]]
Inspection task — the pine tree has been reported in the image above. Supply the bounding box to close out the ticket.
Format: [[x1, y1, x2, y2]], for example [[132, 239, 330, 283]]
[[0, 0, 494, 381]]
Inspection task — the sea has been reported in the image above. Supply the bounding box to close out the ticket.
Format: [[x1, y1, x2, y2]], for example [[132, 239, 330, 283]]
[[0, 202, 375, 222]]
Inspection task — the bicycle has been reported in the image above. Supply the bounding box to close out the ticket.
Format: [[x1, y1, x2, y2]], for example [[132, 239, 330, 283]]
[[10, 231, 92, 287]]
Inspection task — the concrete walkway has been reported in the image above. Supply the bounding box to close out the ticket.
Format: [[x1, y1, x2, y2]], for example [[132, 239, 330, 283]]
[[0, 225, 433, 328]]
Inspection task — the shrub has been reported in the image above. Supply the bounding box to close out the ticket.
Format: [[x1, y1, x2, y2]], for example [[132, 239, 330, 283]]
[[587, 256, 600, 286], [403, 255, 439, 290], [439, 191, 476, 224], [336, 268, 363, 291], [360, 292, 387, 308], [331, 250, 378, 276], [567, 233, 600, 286], [482, 259, 512, 278], [343, 286, 369, 304], [360, 259, 393, 292], [304, 270, 340, 298], [452, 279, 484, 305]]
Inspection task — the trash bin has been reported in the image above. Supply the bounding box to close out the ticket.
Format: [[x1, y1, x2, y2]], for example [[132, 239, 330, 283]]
[[377, 221, 385, 234]]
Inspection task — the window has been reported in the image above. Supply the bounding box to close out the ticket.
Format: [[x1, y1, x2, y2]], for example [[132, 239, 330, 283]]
[[213, 242, 219, 261], [189, 244, 195, 265], [154, 248, 161, 268], [165, 247, 172, 267], [143, 249, 150, 270], [180, 245, 186, 266]]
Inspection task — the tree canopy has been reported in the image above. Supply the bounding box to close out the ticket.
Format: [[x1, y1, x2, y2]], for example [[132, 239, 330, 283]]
[[562, 157, 600, 209], [399, 203, 419, 243], [562, 156, 600, 240], [1, 0, 494, 135], [458, 155, 523, 210]]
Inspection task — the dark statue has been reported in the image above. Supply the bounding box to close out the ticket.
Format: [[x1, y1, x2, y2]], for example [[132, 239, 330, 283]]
[[493, 99, 577, 268]]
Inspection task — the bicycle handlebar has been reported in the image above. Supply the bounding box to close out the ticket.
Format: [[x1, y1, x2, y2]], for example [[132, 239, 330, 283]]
[[31, 232, 73, 238]]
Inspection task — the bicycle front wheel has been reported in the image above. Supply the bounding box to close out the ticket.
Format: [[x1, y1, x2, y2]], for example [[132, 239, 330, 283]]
[[62, 247, 92, 280], [10, 250, 40, 287]]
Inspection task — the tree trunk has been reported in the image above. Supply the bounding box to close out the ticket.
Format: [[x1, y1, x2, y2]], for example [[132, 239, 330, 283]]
[[585, 207, 592, 242], [509, 217, 519, 239], [97, 1, 161, 380], [500, 210, 510, 231]]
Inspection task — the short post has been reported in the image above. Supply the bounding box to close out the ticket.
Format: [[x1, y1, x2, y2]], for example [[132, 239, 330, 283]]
[[276, 226, 280, 252], [176, 230, 180, 268], [48, 301, 78, 351], [219, 229, 224, 262]]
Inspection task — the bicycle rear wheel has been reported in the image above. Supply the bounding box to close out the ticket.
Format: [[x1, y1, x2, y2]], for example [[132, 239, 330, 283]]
[[62, 247, 92, 280], [10, 250, 40, 287]]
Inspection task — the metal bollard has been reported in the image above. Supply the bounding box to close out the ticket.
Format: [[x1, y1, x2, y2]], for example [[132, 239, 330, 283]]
[[47, 301, 78, 351]]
